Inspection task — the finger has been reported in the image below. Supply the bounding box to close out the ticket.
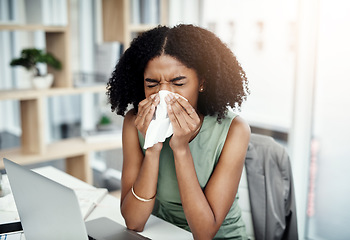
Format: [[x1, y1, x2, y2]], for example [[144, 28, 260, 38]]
[[138, 93, 157, 107], [143, 104, 156, 127], [138, 94, 159, 118], [139, 101, 152, 117], [166, 101, 181, 130], [165, 94, 182, 127], [169, 99, 189, 129], [174, 95, 198, 120], [174, 97, 202, 134], [135, 101, 151, 128], [171, 95, 199, 128], [136, 94, 158, 129], [167, 95, 198, 135], [139, 101, 157, 129], [135, 104, 156, 138], [138, 98, 150, 110]]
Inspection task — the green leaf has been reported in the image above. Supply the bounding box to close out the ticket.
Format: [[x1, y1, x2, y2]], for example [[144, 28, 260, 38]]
[[10, 48, 62, 75]]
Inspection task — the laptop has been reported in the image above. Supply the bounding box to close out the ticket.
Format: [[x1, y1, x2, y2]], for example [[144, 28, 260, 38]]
[[2, 158, 150, 240]]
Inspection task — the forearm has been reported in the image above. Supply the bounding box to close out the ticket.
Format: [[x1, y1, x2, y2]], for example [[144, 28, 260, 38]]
[[121, 149, 160, 231], [173, 146, 219, 240]]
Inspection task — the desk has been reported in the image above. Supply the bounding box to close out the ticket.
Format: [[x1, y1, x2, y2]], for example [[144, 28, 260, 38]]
[[0, 166, 193, 240]]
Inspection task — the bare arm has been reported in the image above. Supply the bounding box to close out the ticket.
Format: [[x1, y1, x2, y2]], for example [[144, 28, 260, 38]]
[[120, 95, 162, 231], [166, 94, 250, 239]]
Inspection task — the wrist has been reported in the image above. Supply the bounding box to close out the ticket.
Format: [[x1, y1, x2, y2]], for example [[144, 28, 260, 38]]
[[145, 144, 162, 156], [172, 144, 191, 158]]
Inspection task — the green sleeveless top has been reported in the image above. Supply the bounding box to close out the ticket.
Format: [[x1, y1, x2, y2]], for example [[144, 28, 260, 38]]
[[138, 110, 247, 239]]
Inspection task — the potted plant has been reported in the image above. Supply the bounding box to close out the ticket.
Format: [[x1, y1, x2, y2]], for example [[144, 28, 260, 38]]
[[10, 48, 62, 89], [97, 114, 114, 131]]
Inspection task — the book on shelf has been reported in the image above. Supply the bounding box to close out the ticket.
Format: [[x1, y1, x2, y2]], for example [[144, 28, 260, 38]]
[[25, 0, 67, 26], [73, 42, 121, 87], [95, 41, 122, 80], [130, 0, 141, 24], [131, 0, 160, 25]]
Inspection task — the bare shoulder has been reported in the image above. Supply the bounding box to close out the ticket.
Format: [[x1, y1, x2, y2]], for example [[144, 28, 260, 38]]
[[204, 115, 250, 206], [124, 108, 137, 123], [123, 109, 138, 133], [220, 115, 251, 164], [122, 109, 139, 145], [228, 115, 251, 140]]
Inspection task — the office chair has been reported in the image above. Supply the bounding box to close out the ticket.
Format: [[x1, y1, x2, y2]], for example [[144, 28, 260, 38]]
[[238, 133, 298, 240]]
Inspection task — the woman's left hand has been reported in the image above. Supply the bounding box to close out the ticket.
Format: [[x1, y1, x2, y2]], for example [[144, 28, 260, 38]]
[[165, 93, 201, 150]]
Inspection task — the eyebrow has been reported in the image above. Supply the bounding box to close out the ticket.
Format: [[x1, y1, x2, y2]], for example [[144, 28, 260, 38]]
[[170, 76, 186, 82], [144, 76, 187, 83], [145, 78, 159, 83]]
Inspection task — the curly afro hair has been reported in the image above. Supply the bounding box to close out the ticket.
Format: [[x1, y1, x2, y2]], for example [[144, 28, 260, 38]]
[[107, 24, 249, 122]]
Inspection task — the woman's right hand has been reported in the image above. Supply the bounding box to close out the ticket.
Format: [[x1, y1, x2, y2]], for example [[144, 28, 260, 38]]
[[134, 93, 160, 139]]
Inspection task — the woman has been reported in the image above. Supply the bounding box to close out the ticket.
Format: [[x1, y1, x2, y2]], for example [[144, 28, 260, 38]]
[[107, 24, 250, 239]]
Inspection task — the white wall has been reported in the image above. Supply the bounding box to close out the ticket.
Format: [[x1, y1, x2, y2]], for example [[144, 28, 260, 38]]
[[200, 0, 350, 239], [305, 0, 350, 239]]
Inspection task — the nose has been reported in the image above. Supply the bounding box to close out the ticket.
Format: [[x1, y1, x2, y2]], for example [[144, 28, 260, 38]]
[[159, 82, 172, 92]]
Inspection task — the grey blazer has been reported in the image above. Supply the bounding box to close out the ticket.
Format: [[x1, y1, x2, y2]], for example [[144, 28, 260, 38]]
[[245, 134, 298, 240]]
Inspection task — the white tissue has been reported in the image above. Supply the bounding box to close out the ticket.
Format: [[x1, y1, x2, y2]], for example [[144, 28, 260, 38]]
[[143, 90, 175, 149]]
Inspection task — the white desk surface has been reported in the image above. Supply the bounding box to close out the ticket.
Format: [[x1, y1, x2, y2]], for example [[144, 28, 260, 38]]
[[1, 166, 193, 240]]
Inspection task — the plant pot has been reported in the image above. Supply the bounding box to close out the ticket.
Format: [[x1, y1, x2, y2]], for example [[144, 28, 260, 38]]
[[32, 73, 54, 89]]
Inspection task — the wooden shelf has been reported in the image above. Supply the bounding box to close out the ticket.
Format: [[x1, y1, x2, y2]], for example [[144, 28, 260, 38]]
[[0, 137, 122, 169], [0, 24, 67, 32], [0, 137, 122, 183], [1, 21, 72, 89], [0, 0, 168, 183], [102, 0, 168, 49], [129, 24, 159, 33], [0, 85, 107, 101]]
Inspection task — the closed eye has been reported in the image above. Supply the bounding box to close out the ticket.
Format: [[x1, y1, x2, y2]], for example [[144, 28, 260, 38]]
[[146, 84, 158, 88], [145, 78, 159, 88], [171, 76, 186, 86]]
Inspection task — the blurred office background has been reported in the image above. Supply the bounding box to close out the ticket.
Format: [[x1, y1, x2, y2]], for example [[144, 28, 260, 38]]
[[1, 0, 350, 239]]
